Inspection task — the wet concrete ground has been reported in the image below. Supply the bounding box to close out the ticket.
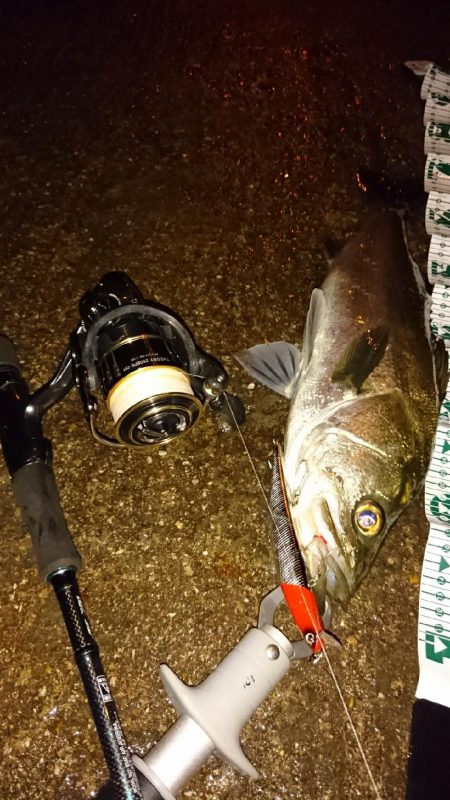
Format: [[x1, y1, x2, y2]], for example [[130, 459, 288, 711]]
[[1, 2, 450, 798]]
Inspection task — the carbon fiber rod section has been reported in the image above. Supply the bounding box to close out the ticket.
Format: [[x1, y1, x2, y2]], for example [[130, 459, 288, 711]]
[[51, 570, 143, 800]]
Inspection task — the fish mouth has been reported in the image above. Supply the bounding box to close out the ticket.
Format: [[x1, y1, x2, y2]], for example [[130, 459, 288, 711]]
[[302, 536, 352, 613], [294, 498, 355, 610], [302, 537, 352, 612]]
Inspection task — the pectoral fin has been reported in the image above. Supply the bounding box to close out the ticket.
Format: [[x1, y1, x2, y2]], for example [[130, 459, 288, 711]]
[[332, 326, 389, 392], [235, 341, 302, 398]]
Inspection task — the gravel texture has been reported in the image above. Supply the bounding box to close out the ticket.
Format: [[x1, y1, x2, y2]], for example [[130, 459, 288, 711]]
[[0, 2, 449, 799]]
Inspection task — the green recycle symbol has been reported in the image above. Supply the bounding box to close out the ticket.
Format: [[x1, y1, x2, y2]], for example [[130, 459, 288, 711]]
[[434, 324, 450, 338], [432, 261, 450, 277], [437, 161, 450, 177], [426, 631, 450, 664], [430, 122, 450, 139], [430, 492, 450, 521], [432, 209, 450, 228]]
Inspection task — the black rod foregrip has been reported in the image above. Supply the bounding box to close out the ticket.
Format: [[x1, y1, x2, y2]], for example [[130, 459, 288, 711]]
[[11, 461, 81, 580], [52, 571, 143, 800]]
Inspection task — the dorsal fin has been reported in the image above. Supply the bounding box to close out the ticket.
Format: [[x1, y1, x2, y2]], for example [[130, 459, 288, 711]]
[[332, 326, 389, 392]]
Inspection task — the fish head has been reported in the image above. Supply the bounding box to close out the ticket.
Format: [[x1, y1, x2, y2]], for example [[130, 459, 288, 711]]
[[283, 391, 424, 610]]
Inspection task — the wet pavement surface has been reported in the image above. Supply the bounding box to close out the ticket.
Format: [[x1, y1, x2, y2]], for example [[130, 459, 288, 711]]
[[1, 2, 450, 798]]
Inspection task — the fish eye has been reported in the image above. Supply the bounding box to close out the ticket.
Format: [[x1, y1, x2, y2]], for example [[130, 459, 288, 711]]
[[352, 499, 385, 537]]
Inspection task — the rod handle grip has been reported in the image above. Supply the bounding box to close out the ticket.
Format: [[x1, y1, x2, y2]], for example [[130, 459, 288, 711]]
[[12, 461, 81, 580]]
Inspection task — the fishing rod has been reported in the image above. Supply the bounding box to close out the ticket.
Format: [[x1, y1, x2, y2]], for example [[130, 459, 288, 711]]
[[0, 271, 244, 799], [0, 270, 382, 799]]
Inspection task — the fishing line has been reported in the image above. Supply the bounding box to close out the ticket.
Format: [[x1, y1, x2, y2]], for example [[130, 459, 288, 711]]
[[224, 393, 384, 800], [318, 643, 384, 800]]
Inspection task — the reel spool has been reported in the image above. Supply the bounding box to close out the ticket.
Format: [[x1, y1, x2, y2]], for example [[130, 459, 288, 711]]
[[107, 366, 202, 446], [84, 310, 203, 446]]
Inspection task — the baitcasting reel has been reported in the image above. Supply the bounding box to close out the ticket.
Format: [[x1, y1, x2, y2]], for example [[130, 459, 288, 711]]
[[31, 271, 244, 446]]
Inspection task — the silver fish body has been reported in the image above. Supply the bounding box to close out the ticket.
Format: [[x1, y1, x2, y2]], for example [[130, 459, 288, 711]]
[[237, 211, 447, 610]]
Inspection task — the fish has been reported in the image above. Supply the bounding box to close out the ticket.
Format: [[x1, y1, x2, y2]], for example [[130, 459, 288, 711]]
[[237, 210, 448, 613]]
